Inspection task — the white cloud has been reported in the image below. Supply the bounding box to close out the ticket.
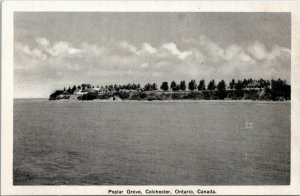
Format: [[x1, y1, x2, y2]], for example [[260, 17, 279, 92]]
[[246, 41, 290, 61], [15, 43, 47, 61], [143, 42, 157, 54], [35, 37, 81, 57], [119, 41, 138, 55], [68, 48, 81, 55], [162, 42, 192, 60], [81, 42, 107, 57], [198, 35, 225, 63], [239, 52, 254, 63], [223, 44, 255, 63], [247, 41, 268, 60], [14, 35, 291, 97], [267, 45, 291, 60]]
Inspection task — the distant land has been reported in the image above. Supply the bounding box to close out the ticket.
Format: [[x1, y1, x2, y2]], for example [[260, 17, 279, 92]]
[[49, 78, 290, 101]]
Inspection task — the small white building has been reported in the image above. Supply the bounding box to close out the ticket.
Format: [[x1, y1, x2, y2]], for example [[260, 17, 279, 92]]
[[246, 81, 261, 90], [74, 89, 88, 95]]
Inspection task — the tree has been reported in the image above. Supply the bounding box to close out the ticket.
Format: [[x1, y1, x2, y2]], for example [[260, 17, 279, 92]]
[[144, 83, 152, 91], [197, 80, 206, 90], [179, 80, 186, 91], [63, 87, 66, 91], [160, 81, 169, 91], [217, 80, 226, 91], [207, 80, 216, 90], [173, 85, 180, 91], [229, 79, 235, 89], [259, 78, 267, 88], [266, 80, 271, 87], [71, 85, 77, 93], [108, 84, 114, 91], [235, 80, 244, 91], [81, 92, 97, 100], [126, 83, 132, 90], [132, 83, 137, 90], [49, 90, 64, 100], [271, 78, 290, 100], [81, 84, 87, 89], [242, 79, 248, 87], [152, 83, 158, 91], [170, 81, 177, 91], [67, 86, 72, 94], [188, 80, 197, 91]]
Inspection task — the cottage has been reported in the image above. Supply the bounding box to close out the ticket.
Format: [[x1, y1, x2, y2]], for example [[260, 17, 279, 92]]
[[74, 89, 88, 95], [246, 81, 261, 90], [92, 87, 100, 91]]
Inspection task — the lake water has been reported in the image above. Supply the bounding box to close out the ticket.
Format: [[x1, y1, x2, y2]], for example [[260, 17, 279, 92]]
[[13, 99, 290, 185]]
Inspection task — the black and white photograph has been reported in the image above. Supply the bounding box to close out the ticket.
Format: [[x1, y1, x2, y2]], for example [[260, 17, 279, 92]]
[[1, 1, 300, 195]]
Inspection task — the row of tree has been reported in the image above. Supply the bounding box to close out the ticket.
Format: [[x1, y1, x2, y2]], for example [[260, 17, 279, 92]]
[[156, 78, 274, 92], [61, 78, 287, 93], [52, 78, 290, 101]]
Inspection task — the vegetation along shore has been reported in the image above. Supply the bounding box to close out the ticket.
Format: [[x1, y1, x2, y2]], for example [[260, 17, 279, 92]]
[[49, 78, 290, 101]]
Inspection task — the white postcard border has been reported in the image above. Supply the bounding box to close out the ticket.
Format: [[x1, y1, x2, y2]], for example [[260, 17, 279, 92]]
[[1, 1, 300, 195]]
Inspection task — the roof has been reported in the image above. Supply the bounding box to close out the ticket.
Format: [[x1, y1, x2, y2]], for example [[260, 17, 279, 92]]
[[247, 81, 261, 87]]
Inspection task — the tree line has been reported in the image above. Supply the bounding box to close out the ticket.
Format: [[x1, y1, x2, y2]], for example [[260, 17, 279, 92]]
[[51, 78, 290, 101], [61, 78, 278, 94], [159, 78, 275, 92]]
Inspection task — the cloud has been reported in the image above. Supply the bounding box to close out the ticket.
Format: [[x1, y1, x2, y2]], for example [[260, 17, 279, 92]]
[[162, 42, 192, 60], [35, 37, 81, 57], [247, 41, 291, 61], [81, 42, 107, 57], [15, 43, 47, 61], [247, 41, 268, 60], [14, 35, 290, 97], [35, 37, 49, 47], [143, 42, 157, 54], [197, 35, 225, 63], [119, 41, 139, 55]]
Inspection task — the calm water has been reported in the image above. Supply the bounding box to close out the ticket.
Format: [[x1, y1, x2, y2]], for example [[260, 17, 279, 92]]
[[13, 99, 290, 185]]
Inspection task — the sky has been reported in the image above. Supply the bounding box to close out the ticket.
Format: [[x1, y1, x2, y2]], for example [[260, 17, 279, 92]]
[[14, 12, 291, 98]]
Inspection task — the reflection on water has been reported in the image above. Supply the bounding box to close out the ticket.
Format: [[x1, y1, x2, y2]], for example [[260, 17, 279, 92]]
[[13, 100, 290, 185]]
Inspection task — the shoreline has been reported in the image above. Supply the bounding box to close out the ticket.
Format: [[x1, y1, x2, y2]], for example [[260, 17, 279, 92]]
[[14, 98, 291, 104]]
